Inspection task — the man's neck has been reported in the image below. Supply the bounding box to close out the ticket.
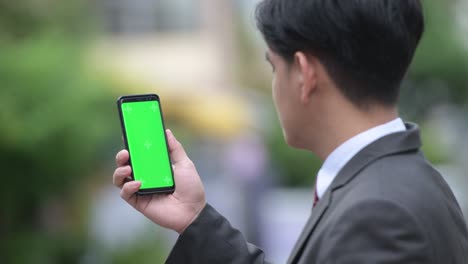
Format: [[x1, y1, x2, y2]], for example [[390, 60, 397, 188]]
[[306, 104, 399, 161]]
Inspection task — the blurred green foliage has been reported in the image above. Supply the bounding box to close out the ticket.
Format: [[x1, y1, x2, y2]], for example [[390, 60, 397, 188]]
[[0, 33, 118, 263], [0, 0, 90, 40], [0, 1, 119, 263], [403, 0, 468, 118], [419, 124, 450, 165]]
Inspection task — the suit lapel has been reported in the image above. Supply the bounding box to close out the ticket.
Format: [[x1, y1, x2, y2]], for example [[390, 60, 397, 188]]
[[287, 189, 331, 264], [287, 123, 422, 263]]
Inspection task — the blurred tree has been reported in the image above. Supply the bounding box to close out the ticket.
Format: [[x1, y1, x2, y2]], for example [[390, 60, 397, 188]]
[[402, 0, 468, 119], [0, 33, 118, 264], [0, 0, 90, 40], [0, 1, 119, 263]]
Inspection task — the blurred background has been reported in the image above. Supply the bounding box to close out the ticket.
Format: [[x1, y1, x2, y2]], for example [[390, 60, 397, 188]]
[[1, 0, 467, 263]]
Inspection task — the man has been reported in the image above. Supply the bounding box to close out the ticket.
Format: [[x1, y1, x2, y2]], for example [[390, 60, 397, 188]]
[[113, 0, 468, 263]]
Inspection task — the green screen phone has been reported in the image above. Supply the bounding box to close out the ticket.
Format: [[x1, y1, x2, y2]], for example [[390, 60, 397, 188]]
[[117, 94, 175, 195]]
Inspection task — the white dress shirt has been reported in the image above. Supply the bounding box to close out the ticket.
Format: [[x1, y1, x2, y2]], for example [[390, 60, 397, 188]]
[[316, 118, 406, 199]]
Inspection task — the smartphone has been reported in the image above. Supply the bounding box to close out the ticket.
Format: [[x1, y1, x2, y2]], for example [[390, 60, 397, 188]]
[[117, 94, 175, 195]]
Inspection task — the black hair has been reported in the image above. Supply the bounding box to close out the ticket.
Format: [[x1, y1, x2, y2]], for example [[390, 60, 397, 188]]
[[256, 0, 424, 108]]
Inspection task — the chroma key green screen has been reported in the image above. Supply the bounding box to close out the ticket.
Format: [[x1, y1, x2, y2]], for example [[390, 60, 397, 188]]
[[121, 100, 174, 189]]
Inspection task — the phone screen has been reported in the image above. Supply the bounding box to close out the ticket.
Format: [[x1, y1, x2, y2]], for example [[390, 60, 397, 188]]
[[119, 97, 174, 193]]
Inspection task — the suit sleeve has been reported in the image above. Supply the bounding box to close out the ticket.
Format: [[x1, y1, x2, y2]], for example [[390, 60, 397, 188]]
[[317, 199, 432, 264], [165, 204, 269, 264]]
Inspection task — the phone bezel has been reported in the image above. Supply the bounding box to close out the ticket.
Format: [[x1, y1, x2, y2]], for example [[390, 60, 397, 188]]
[[117, 93, 175, 195]]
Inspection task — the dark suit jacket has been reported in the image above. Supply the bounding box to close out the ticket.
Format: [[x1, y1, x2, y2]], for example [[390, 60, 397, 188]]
[[166, 123, 468, 263]]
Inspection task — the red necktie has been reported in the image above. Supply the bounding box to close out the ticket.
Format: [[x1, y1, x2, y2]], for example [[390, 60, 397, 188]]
[[313, 182, 319, 208]]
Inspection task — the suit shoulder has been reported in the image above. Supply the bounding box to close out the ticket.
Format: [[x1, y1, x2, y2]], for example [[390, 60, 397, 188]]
[[351, 151, 447, 202], [331, 151, 464, 234], [328, 151, 468, 262]]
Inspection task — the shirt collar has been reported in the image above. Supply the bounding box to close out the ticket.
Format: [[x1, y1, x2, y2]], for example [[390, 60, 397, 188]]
[[316, 118, 406, 199]]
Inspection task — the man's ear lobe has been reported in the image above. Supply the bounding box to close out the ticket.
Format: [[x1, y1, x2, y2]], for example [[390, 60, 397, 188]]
[[294, 51, 317, 104]]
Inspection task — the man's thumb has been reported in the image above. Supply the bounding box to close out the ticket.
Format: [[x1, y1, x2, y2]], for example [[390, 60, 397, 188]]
[[166, 129, 189, 164]]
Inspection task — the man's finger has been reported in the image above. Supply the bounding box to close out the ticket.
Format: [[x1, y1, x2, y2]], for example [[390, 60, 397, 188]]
[[113, 165, 132, 188], [166, 129, 189, 164], [116, 150, 129, 166], [120, 181, 141, 202]]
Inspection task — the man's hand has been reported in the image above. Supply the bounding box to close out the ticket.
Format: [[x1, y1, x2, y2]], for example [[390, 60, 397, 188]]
[[113, 129, 206, 234]]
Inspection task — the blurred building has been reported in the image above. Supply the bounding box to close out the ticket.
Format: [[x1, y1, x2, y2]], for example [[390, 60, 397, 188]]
[[91, 0, 254, 140], [94, 0, 234, 91]]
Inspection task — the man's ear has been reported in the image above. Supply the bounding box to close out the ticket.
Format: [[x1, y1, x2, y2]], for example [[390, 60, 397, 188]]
[[294, 51, 317, 104]]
